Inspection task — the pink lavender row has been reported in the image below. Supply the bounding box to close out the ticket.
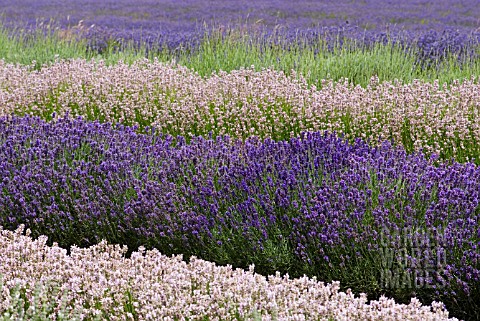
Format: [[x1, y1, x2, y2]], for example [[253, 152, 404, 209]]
[[0, 115, 478, 318], [1, 58, 480, 162], [0, 225, 456, 321]]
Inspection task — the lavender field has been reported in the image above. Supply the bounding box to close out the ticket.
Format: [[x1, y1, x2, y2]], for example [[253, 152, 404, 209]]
[[0, 1, 479, 320]]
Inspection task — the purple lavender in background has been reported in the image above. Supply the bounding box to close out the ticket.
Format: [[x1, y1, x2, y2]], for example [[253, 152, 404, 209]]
[[2, 0, 480, 34], [0, 0, 479, 62]]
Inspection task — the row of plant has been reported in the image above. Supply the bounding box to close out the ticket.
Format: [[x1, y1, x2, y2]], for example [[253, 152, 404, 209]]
[[3, 0, 480, 38], [1, 58, 480, 163], [0, 115, 478, 319], [2, 0, 480, 67], [0, 225, 456, 320], [1, 21, 480, 87]]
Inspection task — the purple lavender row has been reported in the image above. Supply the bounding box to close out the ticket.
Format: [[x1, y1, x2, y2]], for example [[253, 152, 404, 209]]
[[0, 115, 479, 316], [2, 0, 479, 35], [1, 0, 479, 62], [0, 0, 480, 32]]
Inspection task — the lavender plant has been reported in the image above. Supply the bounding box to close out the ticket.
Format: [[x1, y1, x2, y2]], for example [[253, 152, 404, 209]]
[[0, 115, 478, 319]]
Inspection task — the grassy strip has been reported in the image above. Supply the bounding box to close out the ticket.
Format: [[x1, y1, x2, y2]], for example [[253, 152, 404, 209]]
[[0, 22, 149, 68], [0, 22, 479, 87]]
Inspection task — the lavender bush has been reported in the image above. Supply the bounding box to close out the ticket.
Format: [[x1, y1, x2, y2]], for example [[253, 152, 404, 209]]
[[0, 115, 478, 319]]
